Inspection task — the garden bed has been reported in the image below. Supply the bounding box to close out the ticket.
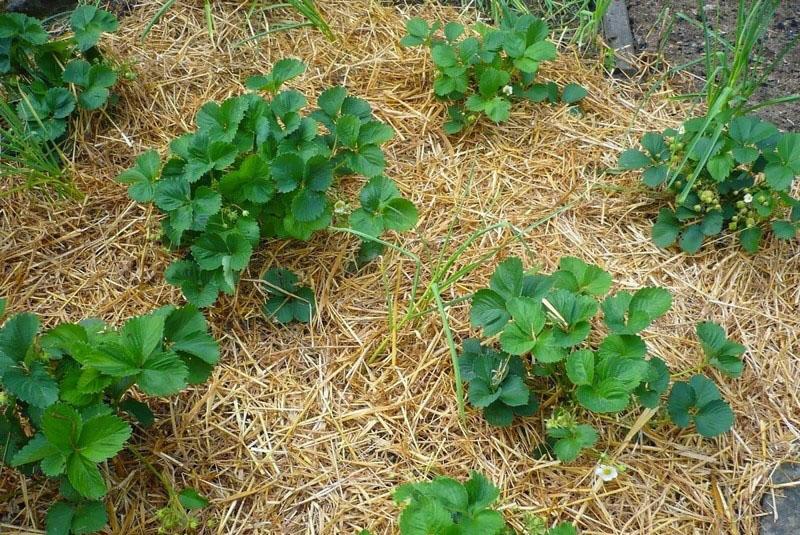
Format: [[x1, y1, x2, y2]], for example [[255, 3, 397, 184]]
[[1, 1, 798, 533]]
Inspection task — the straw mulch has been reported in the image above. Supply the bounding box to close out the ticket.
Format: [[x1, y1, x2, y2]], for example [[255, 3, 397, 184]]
[[1, 1, 798, 533]]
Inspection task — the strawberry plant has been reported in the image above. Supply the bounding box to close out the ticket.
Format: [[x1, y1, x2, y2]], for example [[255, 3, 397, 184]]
[[462, 256, 743, 462], [0, 304, 219, 534], [390, 471, 577, 535], [262, 267, 315, 324], [401, 10, 586, 134], [119, 59, 418, 308], [620, 114, 800, 253], [0, 7, 122, 142]]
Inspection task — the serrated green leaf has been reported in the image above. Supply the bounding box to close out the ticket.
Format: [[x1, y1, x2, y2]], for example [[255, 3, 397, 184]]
[[179, 487, 209, 510], [695, 399, 734, 437], [576, 378, 630, 413], [619, 149, 651, 170], [0, 312, 39, 365], [739, 226, 762, 253], [335, 114, 361, 148], [551, 256, 611, 296], [565, 349, 594, 386], [431, 43, 458, 68], [561, 83, 587, 104], [117, 150, 160, 203], [478, 67, 510, 98], [470, 289, 510, 336], [652, 208, 680, 247], [66, 454, 105, 499], [245, 58, 306, 92], [70, 6, 118, 52], [3, 361, 59, 408], [70, 501, 108, 535], [696, 321, 745, 378], [679, 224, 704, 253], [771, 220, 797, 240]]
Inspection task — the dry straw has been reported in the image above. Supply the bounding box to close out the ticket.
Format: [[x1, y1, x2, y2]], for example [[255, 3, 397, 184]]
[[1, 1, 798, 534]]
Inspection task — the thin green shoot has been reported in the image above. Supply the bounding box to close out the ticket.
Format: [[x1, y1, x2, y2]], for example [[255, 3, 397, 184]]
[[432, 282, 466, 421], [0, 98, 76, 199]]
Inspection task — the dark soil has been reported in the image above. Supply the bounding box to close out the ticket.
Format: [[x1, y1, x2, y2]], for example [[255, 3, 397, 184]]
[[626, 0, 800, 130]]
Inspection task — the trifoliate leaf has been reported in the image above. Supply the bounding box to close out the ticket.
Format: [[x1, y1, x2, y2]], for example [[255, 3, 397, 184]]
[[0, 13, 48, 46], [245, 58, 306, 93], [548, 424, 597, 462], [634, 356, 670, 408], [196, 96, 248, 143], [551, 256, 611, 296], [667, 374, 734, 437], [191, 231, 253, 272], [70, 6, 118, 52], [696, 321, 745, 377], [601, 287, 671, 334], [262, 268, 316, 324], [350, 176, 417, 237], [62, 59, 117, 110], [165, 260, 221, 308], [117, 150, 160, 203]]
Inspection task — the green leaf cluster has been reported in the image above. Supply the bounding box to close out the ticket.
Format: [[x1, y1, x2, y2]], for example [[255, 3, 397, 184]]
[[620, 114, 800, 253], [262, 268, 316, 324], [0, 305, 219, 534], [401, 12, 586, 134], [667, 375, 734, 437], [393, 471, 507, 534], [458, 338, 537, 427], [119, 59, 418, 308], [0, 7, 120, 145], [464, 256, 743, 461]]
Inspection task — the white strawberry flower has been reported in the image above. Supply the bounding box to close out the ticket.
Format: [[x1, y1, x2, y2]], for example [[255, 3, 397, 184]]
[[502, 85, 513, 96], [743, 193, 753, 204], [595, 464, 618, 482]]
